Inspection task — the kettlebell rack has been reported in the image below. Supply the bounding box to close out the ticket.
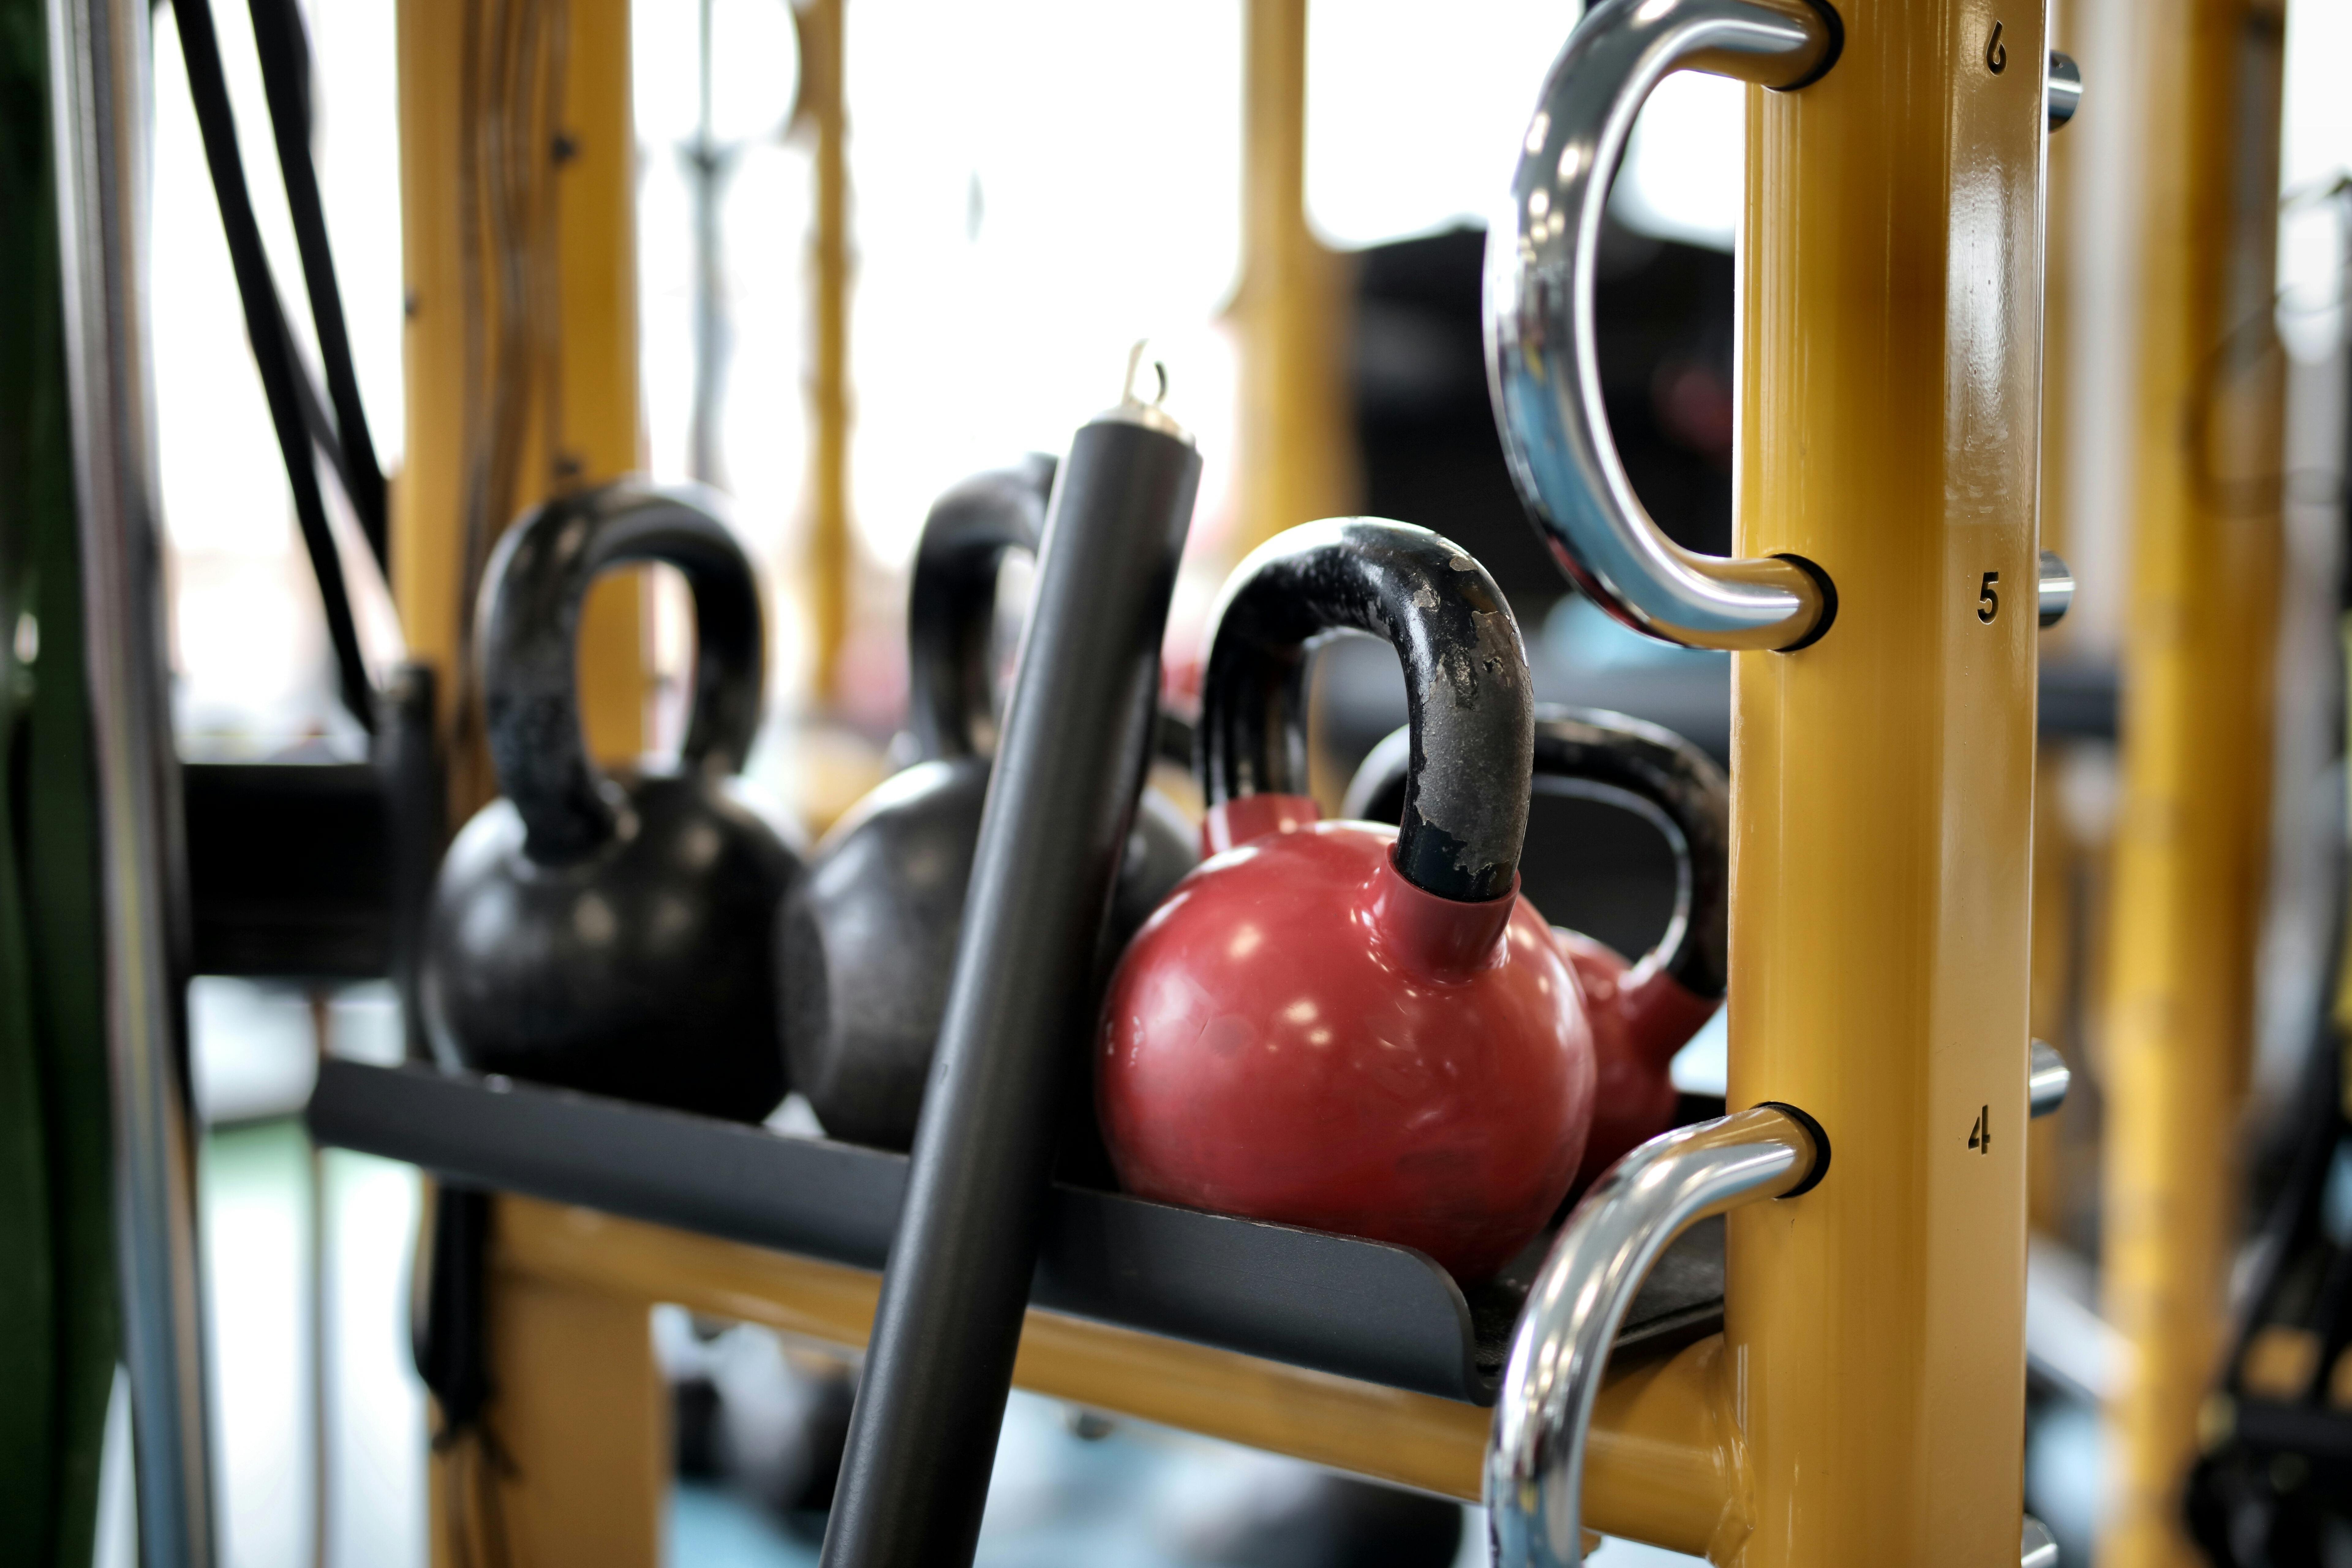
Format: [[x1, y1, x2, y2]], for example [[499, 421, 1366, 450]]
[[306, 0, 2064, 1559], [308, 1060, 1725, 1414], [56, 0, 2296, 1550]]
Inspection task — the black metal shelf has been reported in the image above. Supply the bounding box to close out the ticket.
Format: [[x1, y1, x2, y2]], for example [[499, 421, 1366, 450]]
[[186, 762, 390, 978], [307, 1060, 1724, 1406]]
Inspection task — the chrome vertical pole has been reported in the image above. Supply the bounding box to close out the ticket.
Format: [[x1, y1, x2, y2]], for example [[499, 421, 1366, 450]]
[[44, 0, 217, 1561]]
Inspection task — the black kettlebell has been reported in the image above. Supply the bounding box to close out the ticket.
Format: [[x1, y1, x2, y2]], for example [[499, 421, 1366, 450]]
[[422, 481, 802, 1122], [776, 457, 1197, 1150]]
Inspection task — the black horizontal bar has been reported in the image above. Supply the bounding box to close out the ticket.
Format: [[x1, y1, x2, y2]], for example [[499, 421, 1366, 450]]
[[2230, 1399, 2352, 1464], [309, 1061, 1727, 1404], [307, 1060, 1490, 1402], [185, 762, 390, 979]]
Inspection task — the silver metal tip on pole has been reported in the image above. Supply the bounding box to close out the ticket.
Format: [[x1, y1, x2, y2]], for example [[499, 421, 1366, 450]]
[[1102, 340, 1191, 442], [1121, 339, 1170, 409], [2022, 1513, 2060, 1567]]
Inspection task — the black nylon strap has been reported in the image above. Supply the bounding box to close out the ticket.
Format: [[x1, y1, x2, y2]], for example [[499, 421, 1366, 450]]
[[171, 0, 376, 732], [246, 0, 388, 567]]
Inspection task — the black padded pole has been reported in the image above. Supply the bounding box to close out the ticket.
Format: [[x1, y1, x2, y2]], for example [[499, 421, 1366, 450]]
[[820, 399, 1200, 1567]]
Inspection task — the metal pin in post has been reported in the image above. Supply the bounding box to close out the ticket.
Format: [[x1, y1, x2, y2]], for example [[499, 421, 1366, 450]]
[[1117, 339, 1181, 437]]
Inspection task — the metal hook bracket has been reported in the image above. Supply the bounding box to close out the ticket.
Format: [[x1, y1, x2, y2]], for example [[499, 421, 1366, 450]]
[[1486, 0, 1840, 651]]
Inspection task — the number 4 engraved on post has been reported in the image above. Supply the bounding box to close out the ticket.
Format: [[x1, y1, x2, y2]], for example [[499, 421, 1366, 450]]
[[1968, 1104, 1992, 1154]]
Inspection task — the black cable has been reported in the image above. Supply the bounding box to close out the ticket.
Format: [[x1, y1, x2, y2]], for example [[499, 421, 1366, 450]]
[[293, 350, 349, 489], [170, 0, 377, 734], [245, 0, 389, 569]]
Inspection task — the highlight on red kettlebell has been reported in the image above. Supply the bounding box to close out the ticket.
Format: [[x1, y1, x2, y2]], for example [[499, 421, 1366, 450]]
[[1097, 517, 1594, 1284]]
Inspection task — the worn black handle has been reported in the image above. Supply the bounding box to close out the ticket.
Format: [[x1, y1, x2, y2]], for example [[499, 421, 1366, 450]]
[[905, 456, 1055, 761], [1198, 519, 1534, 903], [1343, 703, 1729, 998], [478, 480, 763, 864]]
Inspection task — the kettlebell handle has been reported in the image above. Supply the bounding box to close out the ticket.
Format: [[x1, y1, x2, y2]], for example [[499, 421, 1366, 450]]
[[478, 480, 764, 864], [1198, 519, 1534, 905], [905, 455, 1056, 762], [1344, 704, 1729, 1000]]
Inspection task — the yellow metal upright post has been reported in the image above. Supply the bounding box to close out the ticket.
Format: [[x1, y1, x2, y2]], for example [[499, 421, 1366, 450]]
[[556, 0, 649, 767], [397, 0, 661, 1562], [394, 0, 645, 812], [1229, 0, 1353, 561], [392, 0, 464, 695], [1724, 2, 2047, 1564], [790, 0, 850, 707], [2100, 4, 2286, 1564]]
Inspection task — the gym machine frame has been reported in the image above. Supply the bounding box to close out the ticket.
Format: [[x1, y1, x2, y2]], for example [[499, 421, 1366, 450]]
[[1483, 1, 2067, 1561], [41, 0, 2103, 1561], [47, 0, 216, 1559], [320, 3, 2082, 1567], [2099, 5, 2288, 1566]]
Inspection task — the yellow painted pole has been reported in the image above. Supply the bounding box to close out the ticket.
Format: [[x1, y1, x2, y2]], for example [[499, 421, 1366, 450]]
[[398, 0, 659, 1560], [492, 1195, 1499, 1501], [1228, 0, 1353, 561], [482, 1195, 1737, 1545], [789, 0, 850, 708], [439, 1264, 664, 1568], [2099, 3, 2286, 1563], [1724, 2, 2047, 1564], [393, 0, 645, 822], [392, 0, 464, 709], [558, 0, 650, 769]]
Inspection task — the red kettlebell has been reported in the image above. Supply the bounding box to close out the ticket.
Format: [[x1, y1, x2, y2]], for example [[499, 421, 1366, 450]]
[[1097, 518, 1581, 1283], [1343, 704, 1728, 1192]]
